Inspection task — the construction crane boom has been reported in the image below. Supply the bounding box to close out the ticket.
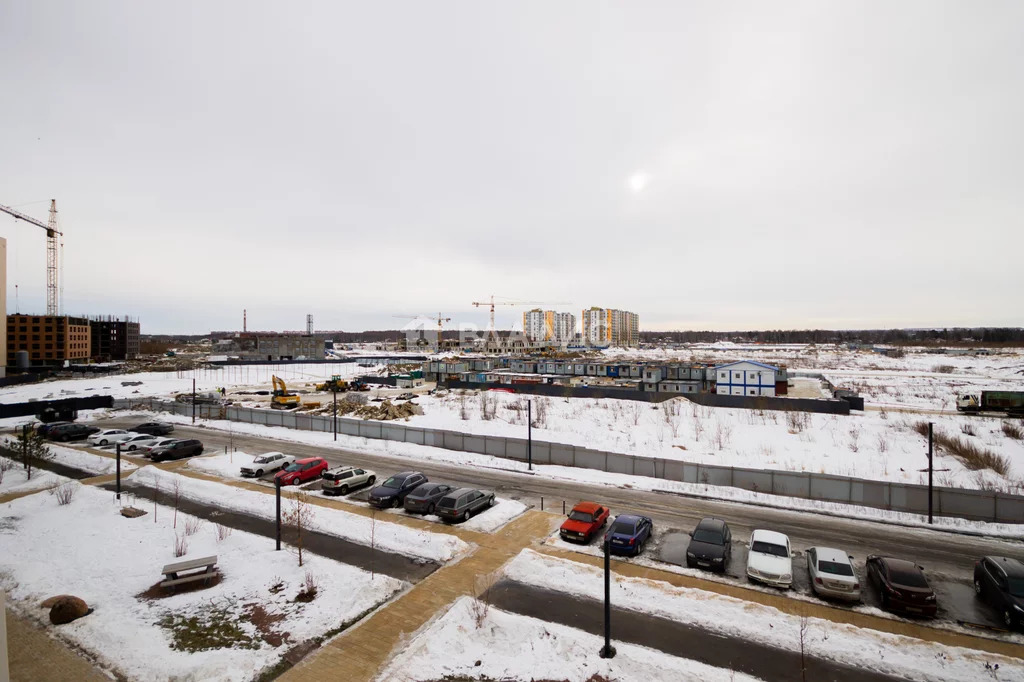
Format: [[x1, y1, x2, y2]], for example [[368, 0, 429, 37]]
[[0, 199, 63, 315], [471, 295, 567, 332]]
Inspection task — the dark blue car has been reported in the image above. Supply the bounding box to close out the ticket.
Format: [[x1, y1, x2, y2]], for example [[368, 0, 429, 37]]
[[603, 514, 653, 556]]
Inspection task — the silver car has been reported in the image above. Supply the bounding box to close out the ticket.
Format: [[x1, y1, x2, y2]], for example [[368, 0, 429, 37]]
[[807, 546, 861, 601]]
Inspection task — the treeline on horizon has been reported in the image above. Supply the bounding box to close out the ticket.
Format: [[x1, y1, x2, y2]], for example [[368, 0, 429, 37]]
[[144, 327, 1024, 346]]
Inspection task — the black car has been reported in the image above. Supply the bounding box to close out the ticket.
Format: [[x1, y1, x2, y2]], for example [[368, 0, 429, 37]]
[[975, 556, 1024, 629], [48, 423, 100, 442], [368, 471, 427, 509], [148, 439, 204, 462], [130, 421, 174, 436], [686, 517, 732, 572], [435, 488, 495, 523], [36, 421, 71, 437], [403, 483, 454, 515]]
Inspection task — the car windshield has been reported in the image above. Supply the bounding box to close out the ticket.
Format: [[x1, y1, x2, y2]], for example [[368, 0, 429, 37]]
[[568, 511, 594, 523], [382, 476, 406, 489], [255, 456, 272, 464], [751, 541, 788, 558], [693, 529, 725, 544], [1008, 578, 1024, 597], [284, 463, 303, 472], [438, 497, 457, 509], [890, 567, 928, 587], [610, 520, 636, 535], [818, 560, 855, 577]]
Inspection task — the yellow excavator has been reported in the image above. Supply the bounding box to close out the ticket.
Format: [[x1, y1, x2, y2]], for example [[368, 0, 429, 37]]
[[271, 375, 301, 410]]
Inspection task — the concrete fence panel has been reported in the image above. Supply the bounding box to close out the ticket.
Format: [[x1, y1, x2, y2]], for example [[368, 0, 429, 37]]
[[404, 427, 426, 446], [443, 431, 465, 452], [573, 448, 604, 471], [464, 435, 487, 455], [338, 419, 361, 437], [733, 469, 774, 495], [890, 484, 930, 514], [281, 413, 298, 430], [605, 452, 634, 475], [996, 495, 1024, 524], [696, 464, 734, 488], [505, 438, 528, 461], [936, 488, 996, 522], [359, 422, 382, 439], [809, 474, 853, 503], [854, 480, 890, 509], [549, 443, 575, 467], [530, 440, 552, 465], [634, 457, 660, 479], [484, 437, 506, 457], [772, 472, 811, 499], [382, 424, 407, 442], [681, 463, 701, 485], [662, 460, 687, 482], [422, 430, 443, 448]]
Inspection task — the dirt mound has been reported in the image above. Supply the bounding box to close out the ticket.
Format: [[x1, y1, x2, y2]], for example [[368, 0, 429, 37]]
[[46, 595, 91, 624]]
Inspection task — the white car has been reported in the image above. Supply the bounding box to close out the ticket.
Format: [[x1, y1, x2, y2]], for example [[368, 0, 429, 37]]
[[141, 437, 179, 454], [240, 452, 295, 478], [120, 433, 161, 451], [321, 465, 377, 496], [746, 529, 793, 588], [88, 429, 130, 446], [807, 547, 861, 602]]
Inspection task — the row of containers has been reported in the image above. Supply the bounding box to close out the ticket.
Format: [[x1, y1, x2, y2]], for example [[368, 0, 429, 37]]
[[422, 358, 790, 396]]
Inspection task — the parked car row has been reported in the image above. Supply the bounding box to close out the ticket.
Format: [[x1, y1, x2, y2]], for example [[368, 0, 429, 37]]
[[559, 505, 1022, 627], [36, 420, 202, 462]]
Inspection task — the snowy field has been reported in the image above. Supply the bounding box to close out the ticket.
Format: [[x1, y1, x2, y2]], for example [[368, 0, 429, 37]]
[[501, 550, 1024, 682], [377, 595, 757, 682], [186, 451, 529, 533], [0, 443, 137, 495], [0, 483, 405, 682], [131, 467, 470, 563]]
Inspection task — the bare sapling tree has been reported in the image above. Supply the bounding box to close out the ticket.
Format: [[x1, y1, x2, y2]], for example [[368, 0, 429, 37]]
[[54, 481, 78, 506], [798, 615, 810, 682], [283, 492, 316, 567], [171, 478, 183, 528], [848, 426, 861, 453], [10, 431, 54, 481], [627, 401, 643, 426]]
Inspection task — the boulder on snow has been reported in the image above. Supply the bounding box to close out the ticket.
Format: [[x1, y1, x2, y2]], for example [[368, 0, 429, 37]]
[[46, 595, 92, 625]]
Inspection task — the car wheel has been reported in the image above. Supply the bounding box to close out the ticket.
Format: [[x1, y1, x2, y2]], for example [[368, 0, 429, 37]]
[[974, 579, 982, 596], [1004, 610, 1014, 628], [462, 510, 470, 522], [427, 503, 435, 515], [367, 476, 376, 486], [488, 496, 495, 507], [128, 445, 136, 451], [100, 439, 108, 445], [256, 469, 264, 477], [339, 485, 349, 495]]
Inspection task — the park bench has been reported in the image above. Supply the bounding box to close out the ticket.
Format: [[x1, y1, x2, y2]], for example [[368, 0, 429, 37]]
[[160, 555, 219, 590]]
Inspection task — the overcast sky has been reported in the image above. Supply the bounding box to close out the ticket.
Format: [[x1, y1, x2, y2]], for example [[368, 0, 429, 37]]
[[2, 1, 1022, 334]]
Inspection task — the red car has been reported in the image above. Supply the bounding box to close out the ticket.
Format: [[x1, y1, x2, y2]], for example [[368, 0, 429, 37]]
[[274, 457, 329, 486], [559, 501, 610, 544]]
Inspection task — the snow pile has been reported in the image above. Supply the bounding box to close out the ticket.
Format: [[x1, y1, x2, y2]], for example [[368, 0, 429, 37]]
[[0, 466, 69, 496], [1, 443, 136, 495], [502, 550, 1024, 681], [130, 467, 470, 563], [187, 451, 259, 479], [377, 595, 757, 682], [0, 484, 405, 682]]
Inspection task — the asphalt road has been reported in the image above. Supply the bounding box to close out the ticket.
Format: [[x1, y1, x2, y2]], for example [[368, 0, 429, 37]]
[[97, 417, 1024, 634], [486, 580, 901, 682]]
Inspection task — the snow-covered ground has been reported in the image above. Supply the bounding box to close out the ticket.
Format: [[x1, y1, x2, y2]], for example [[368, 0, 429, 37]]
[[131, 467, 469, 563], [186, 451, 529, 533], [0, 443, 137, 495], [0, 483, 405, 682], [105, 409, 1024, 538], [502, 550, 1024, 682], [377, 595, 759, 682]]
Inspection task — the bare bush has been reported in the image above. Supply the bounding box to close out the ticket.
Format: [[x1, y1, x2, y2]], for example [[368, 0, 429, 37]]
[[54, 481, 78, 506], [1002, 421, 1024, 441], [848, 427, 860, 453], [961, 423, 977, 437], [879, 407, 888, 421], [457, 392, 470, 421], [215, 523, 233, 542], [531, 398, 548, 428], [174, 533, 188, 557], [713, 422, 732, 450], [786, 410, 811, 434], [469, 572, 499, 628], [478, 392, 497, 421], [296, 570, 320, 602], [916, 422, 1010, 476], [627, 402, 643, 426], [184, 516, 204, 537], [875, 433, 889, 454]]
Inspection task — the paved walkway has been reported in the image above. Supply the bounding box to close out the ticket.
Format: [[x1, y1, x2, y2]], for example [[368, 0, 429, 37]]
[[4, 606, 107, 682]]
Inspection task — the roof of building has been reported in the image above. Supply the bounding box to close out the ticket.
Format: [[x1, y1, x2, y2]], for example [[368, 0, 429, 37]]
[[713, 360, 779, 372]]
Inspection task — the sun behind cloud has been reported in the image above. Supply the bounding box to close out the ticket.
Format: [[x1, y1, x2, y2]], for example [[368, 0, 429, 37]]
[[628, 172, 649, 193]]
